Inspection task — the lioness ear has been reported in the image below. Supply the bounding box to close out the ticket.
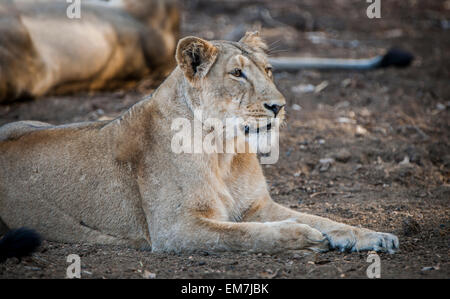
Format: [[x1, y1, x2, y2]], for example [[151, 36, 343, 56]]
[[175, 36, 219, 83], [238, 31, 268, 53]]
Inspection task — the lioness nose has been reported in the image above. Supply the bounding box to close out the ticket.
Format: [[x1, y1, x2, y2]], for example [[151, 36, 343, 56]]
[[264, 103, 284, 117]]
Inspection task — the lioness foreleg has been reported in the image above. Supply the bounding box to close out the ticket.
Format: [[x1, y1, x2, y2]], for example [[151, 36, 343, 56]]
[[245, 198, 399, 253], [161, 218, 329, 253]]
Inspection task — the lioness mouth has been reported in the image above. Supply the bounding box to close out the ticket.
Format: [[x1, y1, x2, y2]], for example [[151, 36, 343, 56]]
[[244, 122, 272, 135]]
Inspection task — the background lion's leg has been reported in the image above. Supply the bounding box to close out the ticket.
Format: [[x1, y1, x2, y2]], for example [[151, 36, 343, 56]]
[[245, 199, 399, 253]]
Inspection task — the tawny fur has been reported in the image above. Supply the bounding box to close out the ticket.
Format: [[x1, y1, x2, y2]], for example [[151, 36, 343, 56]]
[[0, 33, 399, 254], [0, 0, 179, 102]]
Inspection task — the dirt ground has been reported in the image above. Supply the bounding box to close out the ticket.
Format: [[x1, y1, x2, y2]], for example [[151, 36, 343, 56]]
[[0, 0, 449, 279]]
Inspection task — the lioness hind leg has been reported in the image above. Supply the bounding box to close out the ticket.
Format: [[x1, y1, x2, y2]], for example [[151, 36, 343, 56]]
[[0, 198, 146, 249], [84, 228, 151, 251]]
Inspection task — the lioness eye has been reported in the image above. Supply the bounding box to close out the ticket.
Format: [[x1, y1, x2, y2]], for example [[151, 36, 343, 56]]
[[230, 68, 243, 77]]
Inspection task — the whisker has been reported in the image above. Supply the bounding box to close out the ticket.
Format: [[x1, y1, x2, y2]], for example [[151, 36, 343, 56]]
[[268, 45, 282, 54], [268, 49, 289, 54], [267, 40, 281, 50], [268, 43, 281, 50]]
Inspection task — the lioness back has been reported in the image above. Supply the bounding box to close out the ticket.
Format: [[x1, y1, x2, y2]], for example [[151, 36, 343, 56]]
[[0, 121, 53, 142]]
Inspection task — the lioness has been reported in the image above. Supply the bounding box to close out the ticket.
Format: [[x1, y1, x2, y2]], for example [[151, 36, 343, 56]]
[[0, 0, 179, 102], [0, 32, 399, 254]]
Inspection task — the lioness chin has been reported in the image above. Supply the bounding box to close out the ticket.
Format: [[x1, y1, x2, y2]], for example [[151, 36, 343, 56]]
[[0, 32, 399, 254]]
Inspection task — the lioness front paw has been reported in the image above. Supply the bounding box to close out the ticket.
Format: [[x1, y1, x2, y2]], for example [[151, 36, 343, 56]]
[[325, 229, 399, 254], [271, 220, 330, 252], [296, 224, 330, 253]]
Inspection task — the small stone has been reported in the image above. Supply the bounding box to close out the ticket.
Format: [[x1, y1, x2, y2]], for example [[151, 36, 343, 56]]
[[292, 253, 302, 259], [292, 104, 302, 111], [314, 81, 329, 93], [334, 149, 351, 163], [319, 158, 334, 172], [341, 78, 352, 88], [337, 117, 356, 124], [291, 84, 315, 94], [436, 103, 445, 111], [335, 101, 350, 109], [355, 125, 368, 136], [142, 270, 156, 279], [320, 158, 334, 164], [421, 265, 439, 272], [319, 163, 331, 172], [399, 156, 411, 165]]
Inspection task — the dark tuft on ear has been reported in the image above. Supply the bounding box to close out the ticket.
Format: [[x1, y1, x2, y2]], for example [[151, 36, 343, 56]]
[[175, 36, 219, 83], [238, 31, 268, 53]]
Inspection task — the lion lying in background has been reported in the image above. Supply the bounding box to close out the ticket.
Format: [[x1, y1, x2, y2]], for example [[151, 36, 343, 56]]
[[0, 32, 399, 254], [0, 0, 179, 102]]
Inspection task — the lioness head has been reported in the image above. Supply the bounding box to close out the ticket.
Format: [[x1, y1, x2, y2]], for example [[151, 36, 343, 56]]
[[175, 31, 286, 137]]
